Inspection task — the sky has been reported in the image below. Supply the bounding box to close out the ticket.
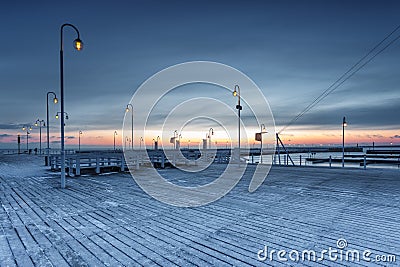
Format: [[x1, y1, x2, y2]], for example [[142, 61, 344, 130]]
[[0, 0, 399, 149]]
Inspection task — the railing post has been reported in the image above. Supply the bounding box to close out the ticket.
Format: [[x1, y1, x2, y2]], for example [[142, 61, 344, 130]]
[[300, 155, 302, 166], [50, 156, 54, 170], [135, 155, 140, 170], [329, 155, 332, 168], [56, 156, 60, 171], [76, 156, 81, 176], [364, 155, 366, 170], [121, 155, 125, 171], [96, 156, 100, 174], [68, 157, 73, 176], [161, 155, 165, 168]]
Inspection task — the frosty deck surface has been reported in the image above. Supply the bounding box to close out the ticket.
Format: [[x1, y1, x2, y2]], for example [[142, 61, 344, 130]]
[[0, 155, 399, 266]]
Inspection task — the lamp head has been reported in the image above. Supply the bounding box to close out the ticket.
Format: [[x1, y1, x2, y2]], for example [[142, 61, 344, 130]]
[[233, 90, 237, 97], [65, 115, 69, 120], [53, 97, 58, 104], [74, 38, 83, 51], [43, 122, 46, 127], [343, 122, 347, 127], [29, 127, 32, 131], [55, 114, 59, 119], [125, 107, 130, 113], [261, 124, 266, 131], [34, 122, 38, 127], [22, 127, 26, 131]]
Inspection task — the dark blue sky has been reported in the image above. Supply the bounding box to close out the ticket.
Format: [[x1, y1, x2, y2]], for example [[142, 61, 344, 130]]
[[0, 0, 399, 146]]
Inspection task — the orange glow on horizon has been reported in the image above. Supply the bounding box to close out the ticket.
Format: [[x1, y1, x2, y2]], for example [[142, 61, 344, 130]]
[[0, 128, 399, 147]]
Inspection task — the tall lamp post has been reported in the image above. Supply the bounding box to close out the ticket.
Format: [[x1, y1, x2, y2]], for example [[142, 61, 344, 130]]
[[114, 131, 118, 151], [342, 116, 347, 168], [46, 92, 58, 164], [156, 136, 160, 150], [125, 104, 134, 150], [177, 134, 182, 150], [60, 23, 83, 189], [208, 128, 214, 149], [35, 119, 45, 155], [22, 126, 32, 152], [125, 137, 131, 150], [78, 130, 82, 152], [173, 130, 178, 149], [140, 137, 144, 150], [233, 85, 242, 162], [260, 124, 267, 164]]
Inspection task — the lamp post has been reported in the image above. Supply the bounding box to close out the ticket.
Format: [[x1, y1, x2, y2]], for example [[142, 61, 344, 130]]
[[18, 134, 20, 154], [208, 128, 214, 149], [78, 130, 82, 152], [46, 92, 58, 164], [35, 119, 45, 154], [55, 112, 69, 121], [125, 137, 131, 150], [260, 124, 267, 164], [188, 140, 190, 149], [152, 138, 155, 150], [140, 137, 144, 150], [233, 85, 242, 162], [173, 130, 178, 149], [125, 104, 134, 150], [157, 136, 160, 150], [60, 23, 83, 189], [342, 116, 347, 168], [177, 134, 182, 150], [22, 126, 32, 152], [114, 131, 118, 151]]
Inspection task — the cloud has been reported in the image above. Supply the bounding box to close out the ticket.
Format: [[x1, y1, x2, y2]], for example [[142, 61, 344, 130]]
[[391, 135, 400, 139], [0, 134, 12, 139], [274, 97, 400, 130], [0, 124, 24, 130]]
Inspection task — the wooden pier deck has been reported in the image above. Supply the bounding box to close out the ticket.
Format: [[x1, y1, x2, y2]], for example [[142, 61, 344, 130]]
[[0, 154, 399, 266]]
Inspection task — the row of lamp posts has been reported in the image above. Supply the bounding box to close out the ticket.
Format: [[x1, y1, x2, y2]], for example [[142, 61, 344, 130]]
[[51, 20, 349, 190]]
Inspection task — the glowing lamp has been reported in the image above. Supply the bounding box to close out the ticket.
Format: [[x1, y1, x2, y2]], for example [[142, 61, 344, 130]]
[[74, 38, 83, 51]]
